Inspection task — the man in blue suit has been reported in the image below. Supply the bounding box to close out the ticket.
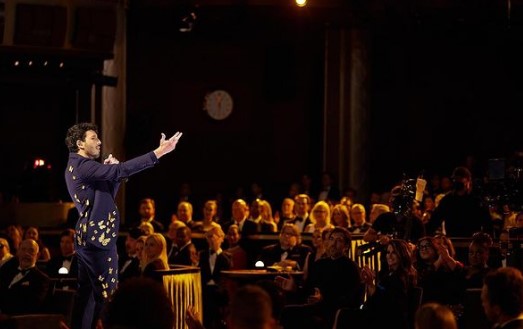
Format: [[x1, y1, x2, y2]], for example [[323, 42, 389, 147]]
[[64, 122, 182, 329]]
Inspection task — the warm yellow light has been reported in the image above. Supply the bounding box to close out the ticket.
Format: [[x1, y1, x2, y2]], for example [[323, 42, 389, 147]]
[[295, 0, 307, 7]]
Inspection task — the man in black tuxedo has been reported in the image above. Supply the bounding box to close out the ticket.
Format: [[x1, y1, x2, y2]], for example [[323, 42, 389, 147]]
[[199, 226, 231, 329], [0, 239, 50, 315], [258, 223, 312, 270], [288, 194, 313, 233], [46, 229, 78, 278], [170, 226, 198, 266], [482, 267, 523, 329], [118, 227, 146, 283]]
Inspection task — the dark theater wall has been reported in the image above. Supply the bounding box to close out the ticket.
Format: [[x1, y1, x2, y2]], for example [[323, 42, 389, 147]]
[[125, 6, 325, 219]]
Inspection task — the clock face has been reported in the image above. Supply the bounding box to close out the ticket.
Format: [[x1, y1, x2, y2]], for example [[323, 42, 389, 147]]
[[203, 90, 233, 120]]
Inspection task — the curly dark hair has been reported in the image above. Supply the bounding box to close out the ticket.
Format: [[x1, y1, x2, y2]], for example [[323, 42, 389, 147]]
[[65, 122, 98, 152], [471, 231, 493, 248]]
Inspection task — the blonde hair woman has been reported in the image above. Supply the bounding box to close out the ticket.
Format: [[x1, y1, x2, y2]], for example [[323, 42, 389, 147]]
[[142, 233, 169, 280], [259, 200, 277, 233], [304, 201, 334, 233]]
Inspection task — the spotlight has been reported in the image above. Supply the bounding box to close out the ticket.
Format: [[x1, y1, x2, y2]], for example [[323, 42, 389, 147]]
[[295, 0, 307, 7]]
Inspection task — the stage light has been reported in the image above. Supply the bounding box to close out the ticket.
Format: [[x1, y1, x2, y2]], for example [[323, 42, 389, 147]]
[[295, 0, 307, 7], [33, 158, 45, 169]]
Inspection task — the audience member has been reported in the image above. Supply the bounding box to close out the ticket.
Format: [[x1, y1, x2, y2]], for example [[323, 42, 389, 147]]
[[174, 201, 200, 231], [118, 227, 146, 283], [277, 227, 361, 329], [276, 197, 296, 231], [227, 285, 276, 329], [0, 237, 14, 269], [194, 200, 222, 233], [288, 194, 312, 233], [259, 200, 278, 233], [170, 226, 198, 266], [220, 199, 249, 235], [258, 223, 312, 270], [462, 231, 495, 289], [135, 198, 165, 232], [304, 201, 334, 233], [224, 225, 248, 270], [349, 203, 371, 234], [199, 226, 231, 329], [165, 221, 185, 262], [5, 225, 22, 254], [23, 226, 51, 261], [414, 236, 464, 305], [415, 302, 458, 329], [242, 198, 263, 235], [186, 272, 281, 329], [142, 233, 169, 281], [368, 203, 391, 224], [0, 239, 50, 315], [331, 204, 351, 229], [101, 277, 174, 329], [302, 228, 331, 281], [360, 239, 418, 329], [46, 228, 78, 278], [138, 221, 155, 236], [481, 267, 523, 329]]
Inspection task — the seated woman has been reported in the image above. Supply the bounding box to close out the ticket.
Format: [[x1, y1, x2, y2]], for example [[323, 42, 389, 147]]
[[193, 199, 222, 233], [361, 239, 418, 329], [461, 231, 495, 289], [141, 233, 169, 281], [23, 226, 51, 261], [331, 204, 351, 229], [414, 236, 465, 306], [304, 201, 334, 233], [302, 228, 332, 281], [259, 200, 278, 233]]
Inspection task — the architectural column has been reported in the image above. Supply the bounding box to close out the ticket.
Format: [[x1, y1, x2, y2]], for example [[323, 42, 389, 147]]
[[323, 27, 371, 202], [101, 3, 127, 222]]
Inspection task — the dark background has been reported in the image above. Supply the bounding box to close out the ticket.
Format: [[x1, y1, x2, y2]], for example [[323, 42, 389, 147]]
[[1, 2, 523, 222]]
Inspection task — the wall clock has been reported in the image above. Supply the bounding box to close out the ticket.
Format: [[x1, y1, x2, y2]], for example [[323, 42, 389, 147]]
[[203, 90, 233, 120]]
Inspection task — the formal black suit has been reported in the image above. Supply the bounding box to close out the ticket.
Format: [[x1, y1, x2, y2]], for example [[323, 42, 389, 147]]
[[0, 265, 51, 314], [288, 215, 313, 233], [118, 256, 141, 283], [170, 242, 197, 266], [199, 249, 231, 329], [46, 254, 78, 278], [241, 219, 260, 236], [258, 242, 312, 270]]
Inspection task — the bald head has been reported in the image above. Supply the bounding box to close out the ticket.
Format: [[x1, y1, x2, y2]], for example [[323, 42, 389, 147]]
[[17, 239, 39, 269]]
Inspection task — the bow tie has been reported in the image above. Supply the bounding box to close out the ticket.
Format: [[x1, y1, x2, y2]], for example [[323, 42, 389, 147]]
[[295, 217, 304, 223], [209, 250, 216, 255], [17, 268, 30, 276], [281, 248, 290, 254], [63, 255, 73, 262]]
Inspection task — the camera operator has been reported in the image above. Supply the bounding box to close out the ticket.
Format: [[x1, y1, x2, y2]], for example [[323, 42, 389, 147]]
[[363, 184, 425, 275], [426, 166, 493, 238]]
